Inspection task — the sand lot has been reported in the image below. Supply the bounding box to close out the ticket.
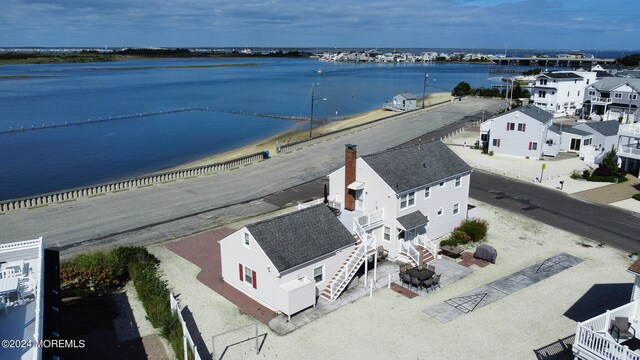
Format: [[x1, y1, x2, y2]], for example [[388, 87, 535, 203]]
[[149, 200, 634, 360]]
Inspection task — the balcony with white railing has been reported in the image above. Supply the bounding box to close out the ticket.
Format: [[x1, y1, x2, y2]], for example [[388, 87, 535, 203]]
[[620, 124, 640, 138], [356, 209, 384, 230], [573, 301, 640, 360], [591, 96, 613, 104]]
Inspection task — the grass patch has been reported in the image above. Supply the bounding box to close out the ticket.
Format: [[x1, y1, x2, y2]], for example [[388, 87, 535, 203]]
[[229, 167, 239, 171], [137, 184, 154, 188], [112, 188, 130, 193], [59, 199, 77, 204], [161, 180, 177, 184], [183, 175, 198, 179], [585, 175, 628, 183], [0, 212, 5, 216], [88, 193, 106, 198], [633, 194, 640, 202], [27, 204, 49, 210], [243, 163, 253, 167]]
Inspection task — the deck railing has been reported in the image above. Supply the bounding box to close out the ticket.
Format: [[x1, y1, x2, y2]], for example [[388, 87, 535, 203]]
[[417, 235, 438, 260], [573, 301, 639, 360], [170, 292, 202, 360], [329, 242, 365, 299], [356, 209, 384, 229], [401, 241, 420, 266], [591, 96, 613, 104]]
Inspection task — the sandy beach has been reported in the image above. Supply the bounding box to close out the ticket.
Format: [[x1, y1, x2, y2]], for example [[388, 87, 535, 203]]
[[168, 92, 453, 170]]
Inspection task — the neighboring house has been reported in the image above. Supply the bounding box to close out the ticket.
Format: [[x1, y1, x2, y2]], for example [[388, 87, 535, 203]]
[[583, 77, 640, 123], [572, 121, 621, 152], [384, 92, 417, 112], [0, 238, 61, 360], [219, 204, 361, 315], [482, 105, 555, 158], [617, 122, 640, 177], [573, 258, 640, 360], [590, 63, 627, 76], [532, 71, 597, 117], [558, 126, 594, 155], [328, 141, 473, 269]]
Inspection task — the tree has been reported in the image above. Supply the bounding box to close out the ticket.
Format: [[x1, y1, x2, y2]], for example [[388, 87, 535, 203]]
[[452, 81, 472, 96], [618, 54, 640, 67], [600, 145, 620, 176]]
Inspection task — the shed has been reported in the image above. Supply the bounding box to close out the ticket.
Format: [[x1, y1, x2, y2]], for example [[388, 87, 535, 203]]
[[385, 92, 417, 111]]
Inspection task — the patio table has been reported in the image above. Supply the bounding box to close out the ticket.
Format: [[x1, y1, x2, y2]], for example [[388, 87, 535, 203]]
[[405, 266, 435, 282]]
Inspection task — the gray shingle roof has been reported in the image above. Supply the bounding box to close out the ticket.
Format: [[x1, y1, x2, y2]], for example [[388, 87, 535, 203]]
[[397, 92, 417, 100], [362, 140, 471, 193], [496, 105, 554, 124], [583, 121, 621, 137], [548, 125, 561, 135], [247, 205, 356, 273], [563, 127, 592, 137], [542, 72, 582, 79], [397, 211, 429, 230], [591, 77, 640, 92]]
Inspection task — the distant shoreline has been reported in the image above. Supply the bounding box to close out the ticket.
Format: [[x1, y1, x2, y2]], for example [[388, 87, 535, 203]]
[[165, 92, 453, 171]]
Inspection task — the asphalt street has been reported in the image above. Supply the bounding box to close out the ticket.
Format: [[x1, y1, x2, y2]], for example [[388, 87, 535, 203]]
[[0, 98, 502, 254]]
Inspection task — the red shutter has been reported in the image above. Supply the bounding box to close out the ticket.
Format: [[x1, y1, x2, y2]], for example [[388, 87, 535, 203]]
[[239, 264, 243, 281], [528, 142, 532, 150], [497, 139, 501, 147], [522, 123, 526, 132], [252, 270, 257, 289], [506, 122, 510, 131]]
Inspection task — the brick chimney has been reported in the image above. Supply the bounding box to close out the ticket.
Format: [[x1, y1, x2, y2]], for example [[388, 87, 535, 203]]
[[344, 144, 357, 211]]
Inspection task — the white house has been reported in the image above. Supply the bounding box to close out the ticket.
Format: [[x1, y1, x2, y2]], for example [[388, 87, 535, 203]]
[[617, 122, 640, 177], [328, 141, 473, 268], [384, 92, 417, 112], [219, 204, 361, 316], [572, 121, 621, 152], [573, 258, 640, 360], [532, 71, 596, 117], [482, 105, 555, 158], [558, 126, 594, 155], [583, 77, 640, 123]]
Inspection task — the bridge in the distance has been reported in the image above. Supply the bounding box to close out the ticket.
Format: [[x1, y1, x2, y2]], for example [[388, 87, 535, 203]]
[[490, 57, 616, 67]]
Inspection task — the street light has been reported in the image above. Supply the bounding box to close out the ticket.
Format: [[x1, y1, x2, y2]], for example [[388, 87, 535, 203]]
[[309, 82, 327, 138], [422, 73, 429, 109]]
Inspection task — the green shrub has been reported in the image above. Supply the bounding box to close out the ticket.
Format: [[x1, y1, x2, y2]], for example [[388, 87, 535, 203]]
[[440, 238, 461, 247], [633, 194, 640, 202], [582, 169, 591, 180], [586, 175, 628, 183], [457, 219, 489, 242]]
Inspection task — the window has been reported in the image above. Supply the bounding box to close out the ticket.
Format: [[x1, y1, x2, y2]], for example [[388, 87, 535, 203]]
[[567, 91, 570, 97], [506, 122, 515, 131], [528, 142, 538, 150], [538, 91, 546, 98], [400, 192, 415, 209], [517, 123, 523, 131], [243, 232, 250, 248], [492, 138, 501, 147], [239, 264, 256, 289], [453, 203, 460, 215], [424, 186, 430, 199], [455, 176, 461, 188], [631, 94, 638, 100], [578, 91, 580, 96], [383, 226, 391, 241], [614, 93, 622, 99], [588, 90, 595, 96], [313, 265, 324, 283], [437, 208, 443, 217], [540, 78, 547, 85], [587, 79, 590, 85], [584, 138, 592, 146]]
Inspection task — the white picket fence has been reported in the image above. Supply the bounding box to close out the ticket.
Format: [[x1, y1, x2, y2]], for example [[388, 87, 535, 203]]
[[170, 293, 202, 360]]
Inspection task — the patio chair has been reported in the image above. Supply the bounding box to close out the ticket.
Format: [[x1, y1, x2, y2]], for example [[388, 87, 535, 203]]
[[401, 274, 412, 288], [610, 316, 635, 342], [431, 274, 442, 290], [17, 277, 34, 305], [411, 277, 422, 291], [421, 278, 435, 293], [399, 264, 408, 273], [377, 246, 388, 261]]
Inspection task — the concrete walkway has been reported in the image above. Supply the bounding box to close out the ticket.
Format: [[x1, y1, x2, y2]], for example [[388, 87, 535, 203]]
[[425, 253, 583, 323]]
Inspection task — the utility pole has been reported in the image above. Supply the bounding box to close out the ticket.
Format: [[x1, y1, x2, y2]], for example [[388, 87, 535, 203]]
[[422, 73, 429, 108], [509, 78, 515, 110], [309, 83, 315, 138]]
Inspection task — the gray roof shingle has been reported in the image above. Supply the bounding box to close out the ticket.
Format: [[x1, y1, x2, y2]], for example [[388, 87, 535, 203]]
[[548, 125, 561, 135], [362, 140, 471, 193], [591, 77, 640, 92], [583, 121, 621, 137], [563, 127, 592, 137], [397, 211, 429, 230], [246, 205, 356, 274], [542, 72, 582, 79], [397, 92, 417, 100], [495, 105, 554, 124]]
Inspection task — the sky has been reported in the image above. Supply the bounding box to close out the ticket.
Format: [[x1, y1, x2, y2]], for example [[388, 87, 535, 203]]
[[1, 0, 638, 50]]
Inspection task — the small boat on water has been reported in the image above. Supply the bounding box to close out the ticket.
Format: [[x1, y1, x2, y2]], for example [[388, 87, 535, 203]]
[[317, 68, 322, 74]]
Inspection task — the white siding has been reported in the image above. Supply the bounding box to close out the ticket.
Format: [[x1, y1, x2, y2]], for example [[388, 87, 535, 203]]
[[488, 112, 548, 158]]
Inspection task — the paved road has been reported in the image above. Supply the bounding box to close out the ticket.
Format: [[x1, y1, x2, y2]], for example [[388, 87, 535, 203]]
[[470, 172, 640, 253], [0, 98, 502, 254]]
